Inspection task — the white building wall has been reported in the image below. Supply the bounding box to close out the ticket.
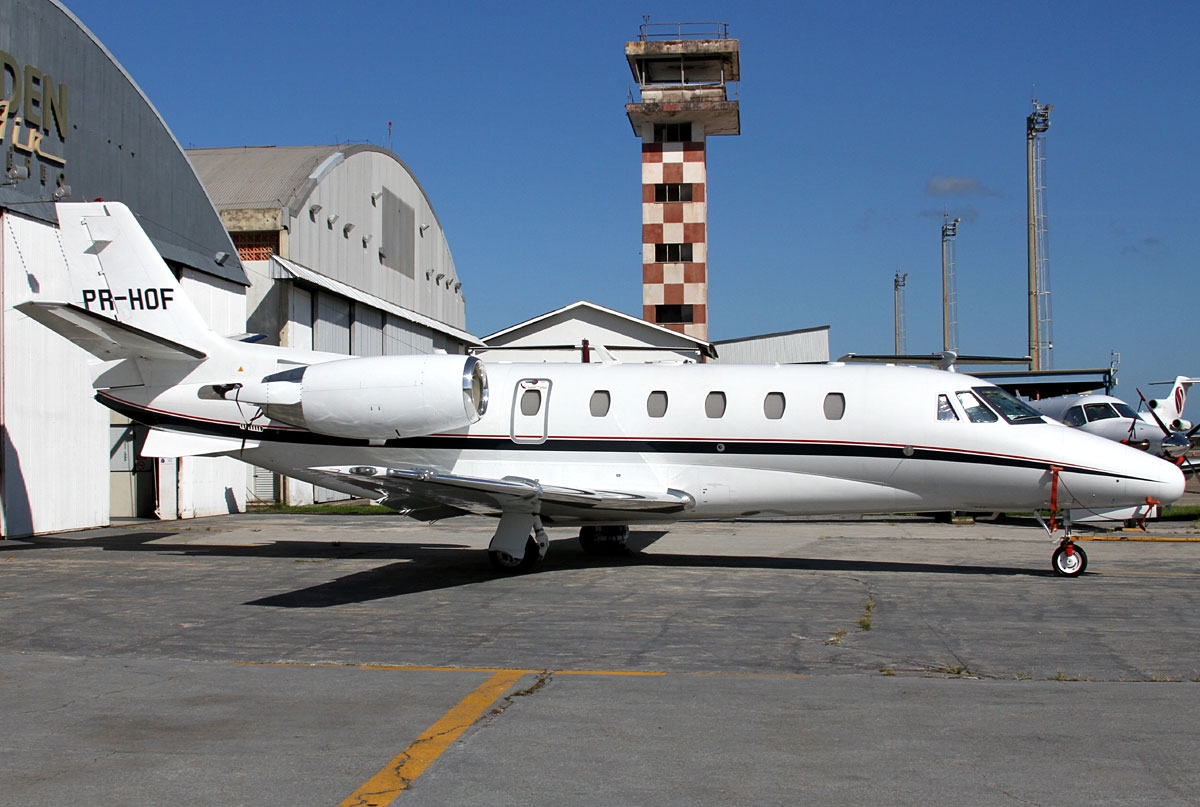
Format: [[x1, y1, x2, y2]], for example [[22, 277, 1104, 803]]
[[1, 213, 109, 536]]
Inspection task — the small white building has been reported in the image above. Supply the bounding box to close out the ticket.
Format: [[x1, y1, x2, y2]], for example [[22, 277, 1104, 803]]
[[476, 301, 716, 364]]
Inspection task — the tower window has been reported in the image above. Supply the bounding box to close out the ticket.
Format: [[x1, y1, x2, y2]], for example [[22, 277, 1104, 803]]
[[654, 183, 694, 203], [654, 123, 692, 143], [655, 304, 693, 324], [654, 243, 693, 263]]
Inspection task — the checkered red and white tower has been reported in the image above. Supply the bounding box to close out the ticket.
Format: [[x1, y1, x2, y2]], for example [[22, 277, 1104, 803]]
[[625, 22, 740, 342]]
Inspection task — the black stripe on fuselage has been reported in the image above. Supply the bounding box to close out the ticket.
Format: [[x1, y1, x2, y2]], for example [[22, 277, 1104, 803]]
[[97, 392, 1148, 482]]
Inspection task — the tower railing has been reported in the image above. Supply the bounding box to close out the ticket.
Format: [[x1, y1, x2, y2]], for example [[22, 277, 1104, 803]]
[[638, 21, 730, 41]]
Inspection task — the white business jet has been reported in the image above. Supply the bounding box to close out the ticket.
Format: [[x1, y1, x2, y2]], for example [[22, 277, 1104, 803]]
[[16, 203, 1186, 577]]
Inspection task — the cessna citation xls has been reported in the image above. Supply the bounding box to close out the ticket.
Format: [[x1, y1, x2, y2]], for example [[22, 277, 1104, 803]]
[[15, 203, 1186, 577]]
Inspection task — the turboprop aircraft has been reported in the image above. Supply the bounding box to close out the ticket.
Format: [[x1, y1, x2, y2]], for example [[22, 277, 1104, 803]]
[[1029, 390, 1195, 460], [14, 203, 1187, 577]]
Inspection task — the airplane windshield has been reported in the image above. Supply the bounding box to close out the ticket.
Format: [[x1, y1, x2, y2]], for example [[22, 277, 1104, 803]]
[[973, 387, 1045, 424], [1113, 402, 1140, 420], [1083, 403, 1121, 422]]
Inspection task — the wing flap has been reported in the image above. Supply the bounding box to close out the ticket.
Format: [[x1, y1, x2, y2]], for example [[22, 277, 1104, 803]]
[[309, 465, 695, 520]]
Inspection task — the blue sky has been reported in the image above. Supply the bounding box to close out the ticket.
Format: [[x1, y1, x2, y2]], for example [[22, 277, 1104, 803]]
[[64, 0, 1199, 402]]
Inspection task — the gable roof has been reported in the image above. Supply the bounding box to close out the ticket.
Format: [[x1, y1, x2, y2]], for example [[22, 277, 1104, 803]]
[[482, 300, 717, 359]]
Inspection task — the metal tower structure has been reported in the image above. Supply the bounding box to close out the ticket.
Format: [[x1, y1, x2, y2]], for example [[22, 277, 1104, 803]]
[[941, 216, 960, 352], [1026, 100, 1054, 370], [625, 20, 740, 341], [893, 270, 908, 354]]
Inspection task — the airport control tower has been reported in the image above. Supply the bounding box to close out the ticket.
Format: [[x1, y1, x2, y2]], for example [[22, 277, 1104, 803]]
[[626, 21, 740, 341]]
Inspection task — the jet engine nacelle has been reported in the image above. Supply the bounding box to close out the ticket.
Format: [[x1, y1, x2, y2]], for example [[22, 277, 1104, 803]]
[[232, 354, 488, 440]]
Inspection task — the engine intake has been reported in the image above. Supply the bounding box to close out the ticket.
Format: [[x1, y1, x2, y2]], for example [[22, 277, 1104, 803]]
[[232, 354, 487, 439]]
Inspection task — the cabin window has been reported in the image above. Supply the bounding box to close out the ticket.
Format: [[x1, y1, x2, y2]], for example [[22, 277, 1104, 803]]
[[937, 394, 959, 421], [1062, 406, 1087, 427], [647, 390, 669, 418], [520, 389, 542, 417], [823, 392, 846, 421], [956, 391, 998, 423], [763, 392, 786, 420], [705, 391, 727, 419], [590, 390, 611, 417]]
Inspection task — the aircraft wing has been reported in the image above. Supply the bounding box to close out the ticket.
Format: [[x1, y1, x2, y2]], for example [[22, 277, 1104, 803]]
[[309, 465, 696, 522], [16, 301, 206, 361]]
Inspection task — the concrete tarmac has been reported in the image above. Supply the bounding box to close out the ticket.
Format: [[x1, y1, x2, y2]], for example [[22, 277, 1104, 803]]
[[2, 505, 1200, 806]]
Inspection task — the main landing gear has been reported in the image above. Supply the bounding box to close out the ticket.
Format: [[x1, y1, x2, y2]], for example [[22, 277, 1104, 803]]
[[487, 511, 549, 573], [578, 525, 631, 556]]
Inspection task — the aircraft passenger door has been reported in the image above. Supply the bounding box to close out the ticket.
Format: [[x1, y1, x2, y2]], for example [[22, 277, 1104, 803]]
[[511, 379, 551, 444]]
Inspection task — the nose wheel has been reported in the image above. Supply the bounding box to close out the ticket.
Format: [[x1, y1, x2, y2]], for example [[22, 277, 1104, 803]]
[[1051, 540, 1087, 577]]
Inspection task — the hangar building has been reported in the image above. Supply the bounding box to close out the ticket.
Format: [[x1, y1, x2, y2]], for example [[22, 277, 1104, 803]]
[[1, 0, 473, 534], [188, 145, 481, 503]]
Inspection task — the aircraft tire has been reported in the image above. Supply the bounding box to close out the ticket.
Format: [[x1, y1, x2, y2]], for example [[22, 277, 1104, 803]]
[[488, 536, 541, 574], [579, 525, 630, 556], [1051, 543, 1087, 577]]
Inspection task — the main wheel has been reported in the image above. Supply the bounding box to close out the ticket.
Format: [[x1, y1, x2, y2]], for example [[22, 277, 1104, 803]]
[[1051, 543, 1088, 577], [488, 536, 541, 573], [579, 525, 630, 556]]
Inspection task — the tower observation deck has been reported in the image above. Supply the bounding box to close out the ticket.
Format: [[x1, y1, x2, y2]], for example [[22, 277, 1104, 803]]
[[626, 21, 740, 341]]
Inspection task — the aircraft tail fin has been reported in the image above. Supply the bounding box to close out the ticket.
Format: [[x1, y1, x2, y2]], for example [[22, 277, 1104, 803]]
[[1148, 375, 1200, 431], [43, 201, 219, 357]]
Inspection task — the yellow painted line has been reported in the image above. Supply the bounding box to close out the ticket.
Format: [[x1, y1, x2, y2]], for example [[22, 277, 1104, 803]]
[[339, 669, 527, 807], [1076, 534, 1200, 542]]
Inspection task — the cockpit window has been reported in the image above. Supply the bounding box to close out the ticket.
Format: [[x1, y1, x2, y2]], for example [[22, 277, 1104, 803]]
[[956, 391, 999, 423], [1062, 406, 1087, 427], [937, 394, 959, 421], [1083, 403, 1120, 422], [974, 387, 1045, 424], [1113, 402, 1140, 420]]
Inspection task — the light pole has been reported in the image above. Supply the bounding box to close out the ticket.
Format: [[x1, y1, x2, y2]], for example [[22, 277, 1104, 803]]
[[941, 216, 960, 353]]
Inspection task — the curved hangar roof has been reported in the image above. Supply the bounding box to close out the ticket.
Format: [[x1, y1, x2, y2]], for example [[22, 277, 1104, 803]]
[[188, 144, 443, 228], [0, 0, 246, 284]]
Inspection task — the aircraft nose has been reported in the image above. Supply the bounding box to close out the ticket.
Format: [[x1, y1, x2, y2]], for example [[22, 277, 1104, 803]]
[[1116, 446, 1186, 507], [1063, 428, 1186, 508]]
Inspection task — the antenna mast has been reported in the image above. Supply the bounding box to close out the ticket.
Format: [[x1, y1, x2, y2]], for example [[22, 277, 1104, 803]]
[[893, 270, 908, 354], [1027, 100, 1054, 370]]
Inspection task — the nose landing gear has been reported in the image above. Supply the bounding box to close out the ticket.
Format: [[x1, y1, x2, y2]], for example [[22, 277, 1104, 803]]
[[1051, 539, 1087, 577], [1041, 465, 1087, 577]]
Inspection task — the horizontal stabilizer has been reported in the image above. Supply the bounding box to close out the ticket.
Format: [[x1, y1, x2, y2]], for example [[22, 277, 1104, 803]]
[[15, 301, 206, 361], [142, 428, 259, 458], [310, 465, 696, 521]]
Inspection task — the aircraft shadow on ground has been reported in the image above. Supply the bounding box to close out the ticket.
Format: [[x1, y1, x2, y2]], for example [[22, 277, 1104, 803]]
[[7, 527, 1047, 608]]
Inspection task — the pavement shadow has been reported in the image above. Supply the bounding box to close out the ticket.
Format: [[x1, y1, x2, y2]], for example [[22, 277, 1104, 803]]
[[7, 525, 1048, 609]]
